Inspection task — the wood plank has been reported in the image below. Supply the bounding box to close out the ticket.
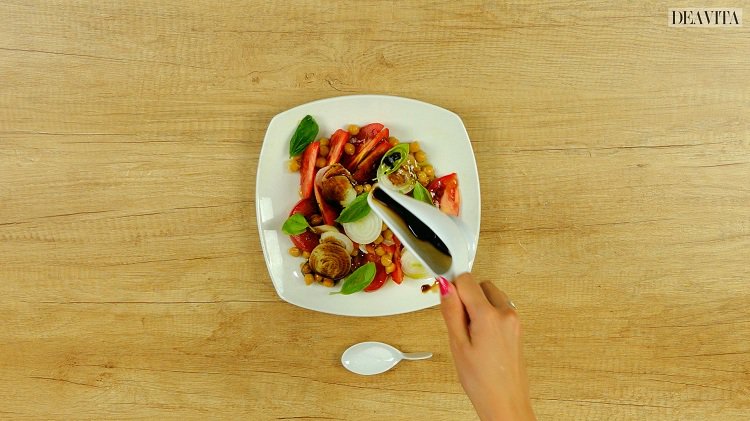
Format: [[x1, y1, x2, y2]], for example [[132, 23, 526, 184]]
[[1, 0, 748, 419]]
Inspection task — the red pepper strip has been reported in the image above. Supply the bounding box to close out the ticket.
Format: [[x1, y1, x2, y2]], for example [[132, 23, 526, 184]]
[[288, 198, 320, 252], [392, 234, 401, 248], [364, 262, 388, 292], [346, 128, 389, 171], [326, 129, 351, 166], [313, 173, 339, 226], [391, 237, 404, 284], [352, 139, 392, 183], [299, 142, 320, 199]]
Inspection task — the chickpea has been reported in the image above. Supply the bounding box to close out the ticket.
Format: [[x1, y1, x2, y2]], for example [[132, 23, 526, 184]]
[[315, 157, 326, 168], [309, 214, 323, 226], [381, 255, 392, 267], [302, 251, 311, 259], [323, 278, 334, 288], [319, 144, 329, 157], [301, 263, 311, 274], [415, 151, 427, 164], [385, 264, 396, 274], [388, 136, 399, 146], [304, 274, 315, 285], [381, 222, 388, 232], [314, 273, 323, 282], [423, 165, 434, 178], [347, 124, 360, 136], [355, 184, 364, 194], [417, 171, 429, 186], [288, 159, 300, 172], [383, 230, 393, 241], [344, 143, 356, 155], [289, 247, 301, 257], [375, 246, 386, 256], [319, 137, 329, 146], [364, 184, 372, 192], [409, 142, 420, 153], [373, 235, 384, 245]]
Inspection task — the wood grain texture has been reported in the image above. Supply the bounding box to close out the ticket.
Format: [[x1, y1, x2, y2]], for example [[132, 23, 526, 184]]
[[1, 0, 748, 419]]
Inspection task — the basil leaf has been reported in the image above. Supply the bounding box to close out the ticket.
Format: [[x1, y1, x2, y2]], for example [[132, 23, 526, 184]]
[[331, 262, 376, 295], [336, 193, 370, 223], [282, 213, 310, 235], [289, 115, 319, 157], [412, 182, 433, 205], [378, 143, 410, 176]]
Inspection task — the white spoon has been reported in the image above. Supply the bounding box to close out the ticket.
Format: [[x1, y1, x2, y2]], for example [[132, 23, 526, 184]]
[[341, 341, 433, 376], [367, 185, 471, 280]]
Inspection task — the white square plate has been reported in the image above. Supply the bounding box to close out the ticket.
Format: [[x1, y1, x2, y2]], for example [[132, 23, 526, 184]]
[[256, 95, 480, 316]]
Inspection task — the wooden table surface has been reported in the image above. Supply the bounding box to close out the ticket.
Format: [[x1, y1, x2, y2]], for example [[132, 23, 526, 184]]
[[1, 1, 749, 420]]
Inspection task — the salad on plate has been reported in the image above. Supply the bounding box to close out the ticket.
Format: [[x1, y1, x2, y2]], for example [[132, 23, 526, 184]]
[[281, 115, 461, 295]]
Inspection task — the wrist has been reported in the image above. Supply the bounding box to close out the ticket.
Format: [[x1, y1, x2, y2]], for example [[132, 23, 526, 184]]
[[476, 399, 535, 421]]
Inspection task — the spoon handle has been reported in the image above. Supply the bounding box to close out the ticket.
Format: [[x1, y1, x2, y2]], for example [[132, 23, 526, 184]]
[[401, 352, 433, 360]]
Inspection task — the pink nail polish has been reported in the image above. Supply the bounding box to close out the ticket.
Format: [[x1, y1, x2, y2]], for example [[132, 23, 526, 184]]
[[437, 276, 452, 296]]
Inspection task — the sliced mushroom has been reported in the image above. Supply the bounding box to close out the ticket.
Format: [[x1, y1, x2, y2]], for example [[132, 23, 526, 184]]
[[308, 242, 352, 280]]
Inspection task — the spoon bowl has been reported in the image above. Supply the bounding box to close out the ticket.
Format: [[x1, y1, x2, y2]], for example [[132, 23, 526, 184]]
[[341, 341, 432, 376], [368, 185, 470, 279]]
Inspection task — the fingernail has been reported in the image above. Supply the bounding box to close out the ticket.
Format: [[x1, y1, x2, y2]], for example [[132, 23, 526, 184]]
[[437, 276, 452, 296]]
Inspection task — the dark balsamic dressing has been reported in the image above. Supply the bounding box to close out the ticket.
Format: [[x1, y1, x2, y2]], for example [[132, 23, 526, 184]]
[[372, 188, 451, 257]]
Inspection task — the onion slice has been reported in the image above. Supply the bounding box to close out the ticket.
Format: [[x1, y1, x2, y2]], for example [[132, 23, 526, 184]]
[[309, 242, 351, 280], [311, 225, 339, 234], [377, 166, 416, 194], [400, 249, 430, 279], [342, 211, 382, 245], [316, 164, 357, 206], [320, 231, 354, 255]]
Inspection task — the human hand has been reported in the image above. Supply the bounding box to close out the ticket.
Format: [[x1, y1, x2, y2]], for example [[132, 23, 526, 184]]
[[438, 273, 535, 421]]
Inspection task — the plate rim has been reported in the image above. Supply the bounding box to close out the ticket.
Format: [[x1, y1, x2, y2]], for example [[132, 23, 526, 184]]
[[256, 94, 481, 317]]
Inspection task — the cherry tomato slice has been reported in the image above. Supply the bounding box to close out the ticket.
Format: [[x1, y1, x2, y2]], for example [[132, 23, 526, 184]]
[[289, 197, 318, 218], [346, 127, 389, 171], [356, 123, 384, 142], [299, 142, 320, 199], [427, 173, 460, 216], [288, 198, 320, 252], [290, 231, 319, 253], [326, 129, 351, 166], [364, 262, 388, 292], [352, 138, 391, 183]]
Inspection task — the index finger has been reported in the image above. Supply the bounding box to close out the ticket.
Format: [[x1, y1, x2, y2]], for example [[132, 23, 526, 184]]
[[453, 273, 493, 319], [480, 281, 516, 314]]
